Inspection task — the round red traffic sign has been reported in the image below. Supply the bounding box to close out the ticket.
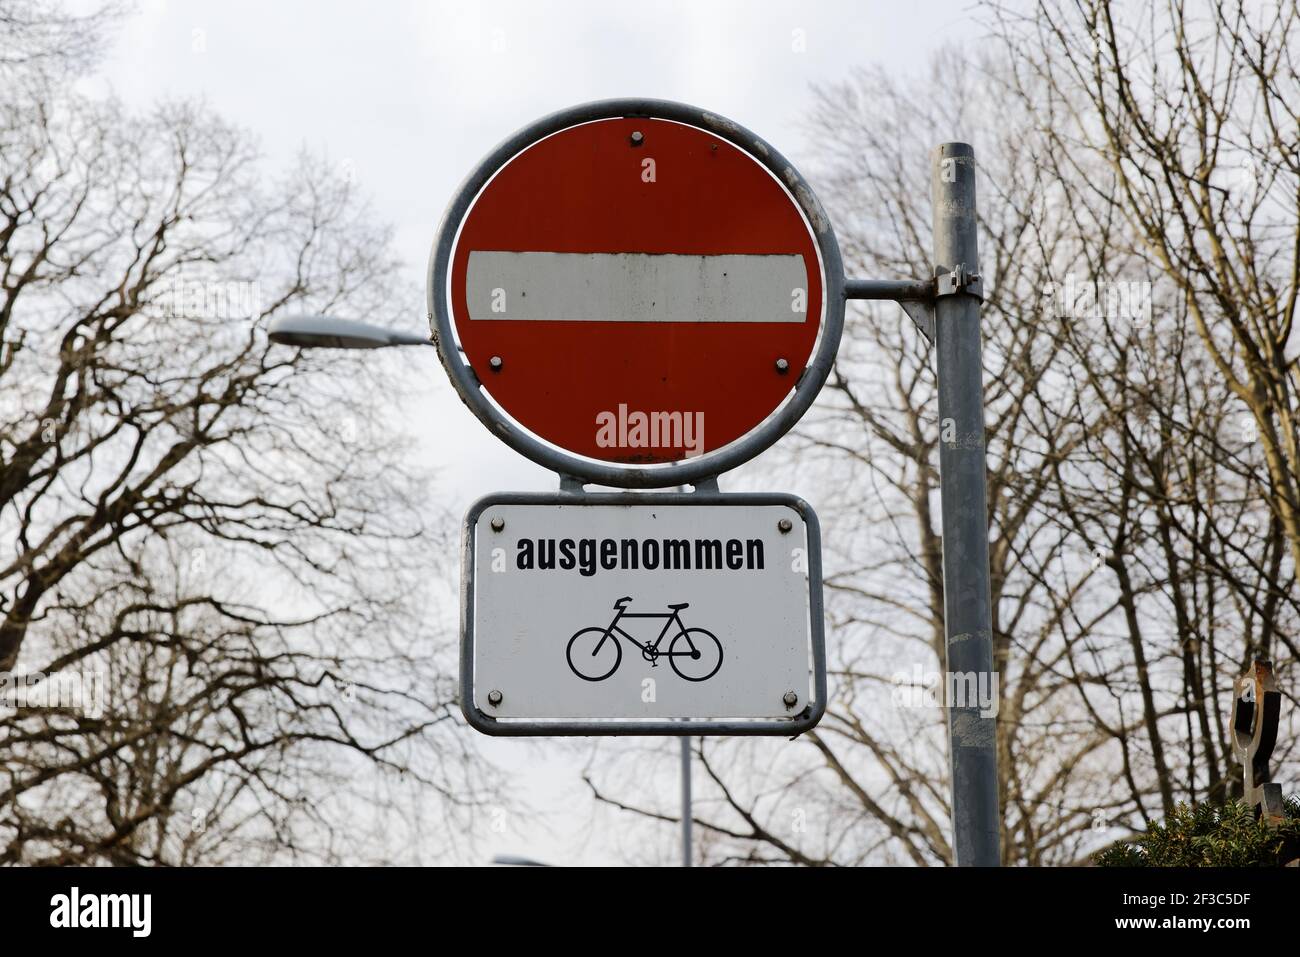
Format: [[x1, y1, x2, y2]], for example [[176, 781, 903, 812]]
[[431, 101, 844, 486]]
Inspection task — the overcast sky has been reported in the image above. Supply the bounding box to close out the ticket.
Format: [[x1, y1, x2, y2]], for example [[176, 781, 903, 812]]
[[86, 0, 978, 865]]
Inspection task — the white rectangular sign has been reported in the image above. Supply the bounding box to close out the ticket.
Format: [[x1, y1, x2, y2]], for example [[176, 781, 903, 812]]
[[466, 251, 808, 323], [460, 493, 825, 735]]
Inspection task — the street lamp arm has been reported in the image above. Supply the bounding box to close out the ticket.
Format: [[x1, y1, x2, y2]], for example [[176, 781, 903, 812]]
[[267, 314, 434, 350]]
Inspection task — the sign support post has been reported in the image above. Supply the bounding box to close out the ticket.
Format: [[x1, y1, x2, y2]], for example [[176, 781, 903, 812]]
[[680, 736, 692, 867], [931, 142, 1000, 867]]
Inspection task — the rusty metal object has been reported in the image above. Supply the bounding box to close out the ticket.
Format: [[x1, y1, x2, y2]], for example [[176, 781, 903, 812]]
[[1230, 659, 1286, 824]]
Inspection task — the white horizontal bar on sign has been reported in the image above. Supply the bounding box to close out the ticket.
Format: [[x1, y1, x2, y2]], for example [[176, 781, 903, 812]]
[[466, 251, 810, 323]]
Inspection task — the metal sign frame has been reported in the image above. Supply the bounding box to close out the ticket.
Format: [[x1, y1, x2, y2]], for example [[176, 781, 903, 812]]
[[459, 490, 827, 736], [427, 98, 846, 489]]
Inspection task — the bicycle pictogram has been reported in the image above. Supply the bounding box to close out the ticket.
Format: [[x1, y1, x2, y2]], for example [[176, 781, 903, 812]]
[[566, 597, 724, 683]]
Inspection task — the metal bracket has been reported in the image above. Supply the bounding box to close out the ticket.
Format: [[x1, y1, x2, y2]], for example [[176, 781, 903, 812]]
[[558, 473, 586, 493], [841, 266, 985, 346], [842, 276, 938, 345], [558, 474, 719, 494], [935, 263, 984, 301], [899, 300, 935, 344]]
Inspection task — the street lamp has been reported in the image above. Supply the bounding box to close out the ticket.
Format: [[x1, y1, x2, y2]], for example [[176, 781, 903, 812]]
[[267, 314, 433, 350]]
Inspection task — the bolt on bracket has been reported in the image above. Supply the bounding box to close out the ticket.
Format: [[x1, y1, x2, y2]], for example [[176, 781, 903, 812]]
[[935, 263, 983, 301]]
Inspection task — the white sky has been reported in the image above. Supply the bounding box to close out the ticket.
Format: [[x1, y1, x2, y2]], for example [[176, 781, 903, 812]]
[[87, 0, 978, 865]]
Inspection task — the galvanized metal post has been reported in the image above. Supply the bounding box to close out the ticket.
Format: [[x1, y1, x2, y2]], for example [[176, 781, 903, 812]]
[[681, 735, 692, 867], [932, 143, 1000, 866], [675, 483, 694, 868]]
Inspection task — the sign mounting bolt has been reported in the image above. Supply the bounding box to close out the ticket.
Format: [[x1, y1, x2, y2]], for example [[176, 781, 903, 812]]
[[488, 355, 503, 372], [629, 130, 644, 146], [777, 518, 792, 534], [775, 358, 789, 375], [783, 691, 798, 709], [490, 517, 505, 532], [487, 690, 503, 707]]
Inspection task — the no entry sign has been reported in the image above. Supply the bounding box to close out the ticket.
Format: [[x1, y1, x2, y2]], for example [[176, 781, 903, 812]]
[[430, 99, 845, 487]]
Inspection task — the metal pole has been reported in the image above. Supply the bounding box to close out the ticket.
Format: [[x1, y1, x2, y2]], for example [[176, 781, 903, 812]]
[[842, 278, 935, 301], [931, 142, 1000, 866], [680, 735, 692, 867], [676, 481, 693, 868]]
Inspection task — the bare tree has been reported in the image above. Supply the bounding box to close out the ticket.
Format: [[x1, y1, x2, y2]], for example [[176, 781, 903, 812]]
[[583, 3, 1299, 865], [993, 0, 1300, 572], [0, 0, 120, 73], [1, 9, 495, 864]]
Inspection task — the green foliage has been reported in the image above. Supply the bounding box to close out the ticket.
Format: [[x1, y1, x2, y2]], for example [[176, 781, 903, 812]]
[[1096, 797, 1300, 867]]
